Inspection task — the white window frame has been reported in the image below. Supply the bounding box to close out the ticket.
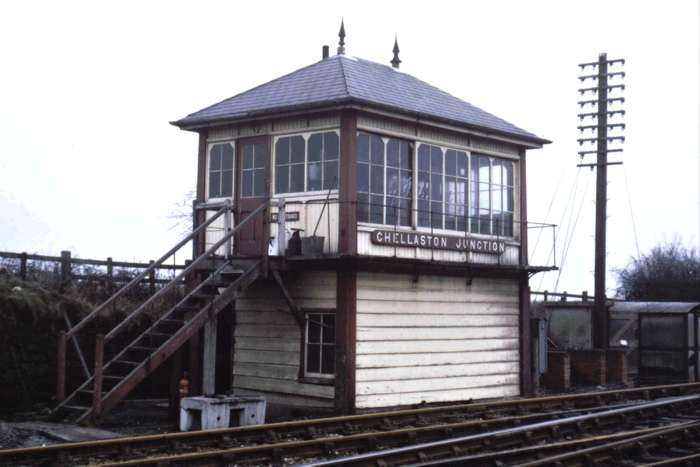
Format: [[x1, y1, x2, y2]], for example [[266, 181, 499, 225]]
[[205, 141, 236, 202], [303, 311, 335, 379], [272, 130, 341, 197]]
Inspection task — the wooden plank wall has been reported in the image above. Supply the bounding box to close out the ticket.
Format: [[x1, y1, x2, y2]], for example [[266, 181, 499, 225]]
[[233, 271, 336, 408], [355, 272, 520, 408]]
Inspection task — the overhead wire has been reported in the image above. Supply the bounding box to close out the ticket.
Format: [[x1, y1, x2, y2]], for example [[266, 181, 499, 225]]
[[537, 165, 583, 291], [531, 163, 567, 260], [554, 168, 593, 292], [622, 163, 641, 258]]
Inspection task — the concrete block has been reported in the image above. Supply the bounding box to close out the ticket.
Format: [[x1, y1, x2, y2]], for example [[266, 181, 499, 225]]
[[180, 395, 266, 431]]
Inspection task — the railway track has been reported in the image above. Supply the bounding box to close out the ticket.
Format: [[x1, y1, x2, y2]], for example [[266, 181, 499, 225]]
[[1, 382, 699, 466]]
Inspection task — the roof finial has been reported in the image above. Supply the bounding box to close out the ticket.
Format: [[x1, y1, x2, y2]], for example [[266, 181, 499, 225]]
[[337, 19, 346, 55], [391, 35, 401, 69]]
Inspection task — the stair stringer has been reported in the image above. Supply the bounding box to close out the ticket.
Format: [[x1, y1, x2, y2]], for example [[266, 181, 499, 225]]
[[77, 259, 262, 424]]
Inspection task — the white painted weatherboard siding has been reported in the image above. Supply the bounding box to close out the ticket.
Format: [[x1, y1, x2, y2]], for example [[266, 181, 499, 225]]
[[355, 272, 520, 409], [233, 271, 336, 408]]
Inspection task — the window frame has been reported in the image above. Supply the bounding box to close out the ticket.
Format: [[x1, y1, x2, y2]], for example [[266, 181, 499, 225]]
[[206, 141, 236, 201], [302, 310, 336, 381], [240, 142, 267, 199], [356, 131, 413, 227], [272, 130, 341, 197]]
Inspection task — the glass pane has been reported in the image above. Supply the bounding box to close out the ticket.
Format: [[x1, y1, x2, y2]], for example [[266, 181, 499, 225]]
[[276, 138, 289, 165], [386, 168, 399, 196], [493, 212, 503, 236], [479, 209, 491, 235], [324, 132, 339, 160], [479, 182, 490, 209], [357, 162, 369, 192], [399, 141, 410, 169], [457, 151, 468, 177], [492, 185, 502, 213], [209, 171, 220, 198], [471, 156, 479, 183], [323, 315, 335, 343], [418, 200, 430, 227], [275, 165, 289, 194], [308, 315, 321, 342], [221, 144, 234, 170], [243, 145, 254, 169], [291, 136, 305, 163], [492, 160, 503, 185], [221, 169, 232, 197], [479, 156, 490, 183], [209, 145, 221, 170], [445, 214, 456, 230], [254, 144, 265, 168], [386, 196, 398, 225], [457, 215, 467, 232], [446, 150, 456, 175], [387, 139, 399, 168], [308, 134, 322, 162], [371, 135, 384, 165], [417, 172, 430, 200], [503, 212, 513, 237], [357, 193, 369, 222], [307, 162, 322, 191], [430, 146, 442, 173], [357, 133, 369, 162], [399, 198, 411, 227], [370, 194, 384, 224], [418, 145, 430, 171], [431, 173, 442, 201], [400, 170, 412, 198], [241, 171, 252, 197], [323, 161, 338, 190], [307, 343, 320, 374], [370, 165, 384, 194], [321, 345, 335, 374], [431, 201, 442, 229], [504, 160, 514, 186], [290, 163, 304, 192], [253, 169, 264, 197]]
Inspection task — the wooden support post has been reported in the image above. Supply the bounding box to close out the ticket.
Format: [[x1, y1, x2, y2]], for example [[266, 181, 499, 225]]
[[187, 313, 202, 396], [202, 316, 217, 396], [56, 331, 67, 402], [335, 269, 357, 414], [93, 334, 105, 419], [277, 198, 286, 256], [60, 250, 71, 290], [19, 252, 27, 280], [148, 260, 156, 295]]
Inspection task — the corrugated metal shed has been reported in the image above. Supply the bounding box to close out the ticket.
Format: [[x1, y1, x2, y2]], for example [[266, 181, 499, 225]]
[[172, 55, 548, 145]]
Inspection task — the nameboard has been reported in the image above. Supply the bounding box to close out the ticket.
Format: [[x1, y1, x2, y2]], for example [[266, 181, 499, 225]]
[[370, 230, 506, 255]]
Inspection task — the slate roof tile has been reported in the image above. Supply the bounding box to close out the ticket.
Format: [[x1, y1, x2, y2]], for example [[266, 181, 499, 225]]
[[174, 55, 545, 143]]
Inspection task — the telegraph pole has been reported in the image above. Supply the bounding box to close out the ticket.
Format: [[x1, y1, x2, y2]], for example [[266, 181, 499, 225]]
[[577, 53, 626, 349]]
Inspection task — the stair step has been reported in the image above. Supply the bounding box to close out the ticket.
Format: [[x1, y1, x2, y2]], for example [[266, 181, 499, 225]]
[[64, 405, 90, 411], [175, 305, 199, 313], [161, 318, 184, 324], [113, 360, 140, 366], [131, 345, 156, 351], [103, 375, 123, 381], [147, 332, 170, 338]]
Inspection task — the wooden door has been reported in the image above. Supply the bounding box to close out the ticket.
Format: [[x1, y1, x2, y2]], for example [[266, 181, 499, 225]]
[[237, 136, 269, 256]]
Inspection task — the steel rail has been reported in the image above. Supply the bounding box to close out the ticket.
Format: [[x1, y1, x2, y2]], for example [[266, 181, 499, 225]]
[[2, 383, 700, 466], [518, 420, 700, 467], [302, 395, 700, 467], [93, 400, 678, 466], [404, 422, 697, 467]]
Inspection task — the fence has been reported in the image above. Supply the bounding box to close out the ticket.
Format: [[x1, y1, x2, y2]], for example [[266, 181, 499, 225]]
[[0, 250, 187, 292]]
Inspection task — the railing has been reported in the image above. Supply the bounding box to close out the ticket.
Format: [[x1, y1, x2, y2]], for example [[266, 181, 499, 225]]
[[56, 199, 241, 403], [267, 198, 557, 269]]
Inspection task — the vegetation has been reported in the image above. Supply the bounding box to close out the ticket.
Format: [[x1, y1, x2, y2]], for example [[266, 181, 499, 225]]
[[615, 240, 700, 301]]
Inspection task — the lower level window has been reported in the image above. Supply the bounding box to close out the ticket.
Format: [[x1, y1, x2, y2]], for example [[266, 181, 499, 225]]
[[305, 312, 335, 377]]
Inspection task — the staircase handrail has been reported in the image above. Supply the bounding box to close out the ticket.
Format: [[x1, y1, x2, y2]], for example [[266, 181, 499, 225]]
[[103, 200, 269, 344], [64, 204, 229, 340]]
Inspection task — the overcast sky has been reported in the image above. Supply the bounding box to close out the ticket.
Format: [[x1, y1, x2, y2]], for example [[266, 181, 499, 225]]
[[1, 0, 698, 295]]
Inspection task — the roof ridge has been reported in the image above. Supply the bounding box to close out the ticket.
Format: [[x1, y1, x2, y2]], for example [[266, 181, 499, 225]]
[[338, 55, 350, 96]]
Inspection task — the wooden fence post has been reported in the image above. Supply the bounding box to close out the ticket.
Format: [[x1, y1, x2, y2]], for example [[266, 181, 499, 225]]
[[19, 252, 27, 280], [56, 332, 67, 402], [60, 250, 72, 289], [92, 334, 104, 420]]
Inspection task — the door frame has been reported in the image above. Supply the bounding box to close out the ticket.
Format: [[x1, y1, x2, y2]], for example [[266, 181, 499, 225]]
[[235, 135, 271, 256]]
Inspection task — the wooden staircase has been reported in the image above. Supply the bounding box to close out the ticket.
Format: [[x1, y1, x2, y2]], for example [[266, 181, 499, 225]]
[[54, 201, 268, 425]]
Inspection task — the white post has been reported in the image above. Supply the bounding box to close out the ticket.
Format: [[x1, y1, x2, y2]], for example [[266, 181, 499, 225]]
[[277, 198, 286, 256], [202, 318, 217, 396], [223, 198, 233, 259]]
